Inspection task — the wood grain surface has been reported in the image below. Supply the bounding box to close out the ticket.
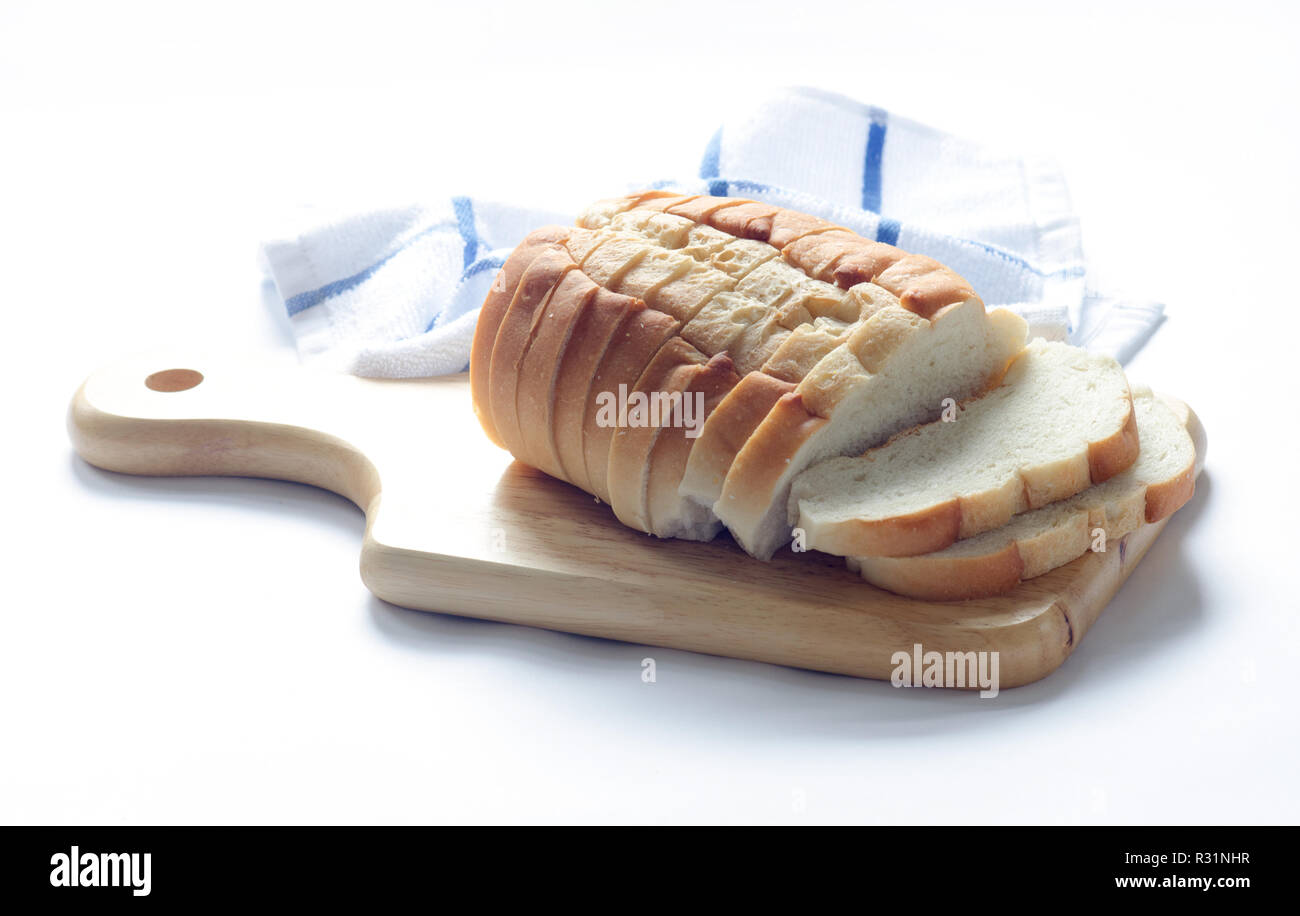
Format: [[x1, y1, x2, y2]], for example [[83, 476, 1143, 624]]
[[68, 351, 1206, 689]]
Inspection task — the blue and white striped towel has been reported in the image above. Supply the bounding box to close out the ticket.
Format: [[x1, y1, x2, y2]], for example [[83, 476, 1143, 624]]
[[259, 87, 1164, 377]]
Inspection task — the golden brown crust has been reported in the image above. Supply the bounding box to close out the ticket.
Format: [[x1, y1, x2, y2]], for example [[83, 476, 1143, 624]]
[[767, 213, 839, 249], [623, 194, 978, 321], [582, 308, 682, 502], [553, 289, 644, 492], [628, 191, 697, 213], [664, 196, 747, 223], [515, 270, 600, 480], [810, 500, 964, 559], [678, 370, 794, 507], [853, 545, 1026, 601], [716, 392, 828, 553], [645, 352, 740, 536], [487, 248, 579, 459], [1144, 464, 1195, 522], [1087, 394, 1141, 483], [470, 226, 570, 447], [710, 202, 781, 241], [606, 337, 708, 531], [875, 255, 977, 319]]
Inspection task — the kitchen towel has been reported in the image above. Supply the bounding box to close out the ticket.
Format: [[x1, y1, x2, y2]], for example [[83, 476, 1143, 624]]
[[259, 87, 1163, 377]]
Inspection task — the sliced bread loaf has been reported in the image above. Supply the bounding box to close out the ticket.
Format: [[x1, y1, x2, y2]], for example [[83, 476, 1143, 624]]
[[789, 340, 1140, 559], [848, 387, 1196, 598]]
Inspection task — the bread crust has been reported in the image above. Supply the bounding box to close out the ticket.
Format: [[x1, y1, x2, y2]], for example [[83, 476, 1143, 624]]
[[606, 337, 708, 531], [1144, 463, 1195, 522], [486, 248, 580, 458], [623, 194, 978, 320], [716, 392, 829, 556], [552, 289, 644, 492], [849, 547, 1027, 602], [678, 371, 795, 508], [801, 499, 964, 558], [710, 202, 781, 241], [646, 352, 740, 538], [582, 308, 681, 502], [1088, 399, 1141, 483], [470, 226, 570, 446], [515, 270, 600, 479]]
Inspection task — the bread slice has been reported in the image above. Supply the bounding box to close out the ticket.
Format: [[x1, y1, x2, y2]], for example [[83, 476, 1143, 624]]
[[486, 247, 580, 459], [605, 337, 709, 532], [789, 340, 1140, 559], [716, 300, 1029, 559], [848, 388, 1196, 598], [726, 312, 791, 374], [761, 317, 853, 382], [562, 227, 617, 265], [582, 307, 682, 503], [678, 370, 795, 510], [470, 226, 570, 447], [579, 235, 653, 289], [613, 248, 697, 301], [645, 353, 740, 539], [680, 292, 781, 364], [553, 287, 645, 492], [514, 269, 601, 479]]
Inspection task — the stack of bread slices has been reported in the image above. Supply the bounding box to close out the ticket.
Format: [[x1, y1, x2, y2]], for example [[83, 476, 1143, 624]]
[[470, 191, 1196, 599]]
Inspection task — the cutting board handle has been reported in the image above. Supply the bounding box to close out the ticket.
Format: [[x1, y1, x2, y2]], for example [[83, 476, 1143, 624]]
[[68, 353, 383, 511]]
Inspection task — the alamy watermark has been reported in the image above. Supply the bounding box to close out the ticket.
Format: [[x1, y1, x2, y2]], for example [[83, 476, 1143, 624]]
[[594, 385, 706, 438], [50, 846, 151, 896], [892, 643, 1000, 697]]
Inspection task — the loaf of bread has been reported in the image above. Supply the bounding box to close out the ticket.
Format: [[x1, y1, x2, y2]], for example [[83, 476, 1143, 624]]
[[469, 191, 1191, 590]]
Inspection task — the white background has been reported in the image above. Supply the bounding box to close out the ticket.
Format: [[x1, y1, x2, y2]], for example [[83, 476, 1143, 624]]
[[2, 0, 1297, 825]]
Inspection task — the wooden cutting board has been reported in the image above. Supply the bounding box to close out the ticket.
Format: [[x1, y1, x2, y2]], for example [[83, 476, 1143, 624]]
[[68, 352, 1206, 689]]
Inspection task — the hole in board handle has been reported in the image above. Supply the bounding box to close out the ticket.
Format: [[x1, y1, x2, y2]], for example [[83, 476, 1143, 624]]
[[145, 368, 204, 392]]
